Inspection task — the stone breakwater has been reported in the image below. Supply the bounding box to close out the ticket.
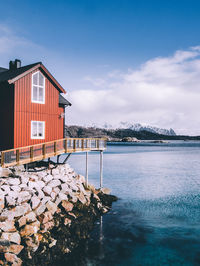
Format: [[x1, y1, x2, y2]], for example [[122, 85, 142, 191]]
[[0, 164, 117, 265]]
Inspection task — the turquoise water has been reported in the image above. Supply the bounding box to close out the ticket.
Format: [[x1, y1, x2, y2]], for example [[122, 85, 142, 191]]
[[62, 141, 200, 265]]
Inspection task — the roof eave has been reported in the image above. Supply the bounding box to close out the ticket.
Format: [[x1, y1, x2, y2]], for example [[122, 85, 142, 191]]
[[8, 63, 66, 94]]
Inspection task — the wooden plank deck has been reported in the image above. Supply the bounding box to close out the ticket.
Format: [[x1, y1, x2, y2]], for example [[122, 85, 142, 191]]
[[0, 137, 107, 168]]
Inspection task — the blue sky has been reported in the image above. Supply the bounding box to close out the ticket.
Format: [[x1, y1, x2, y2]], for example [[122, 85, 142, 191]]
[[1, 0, 200, 134]]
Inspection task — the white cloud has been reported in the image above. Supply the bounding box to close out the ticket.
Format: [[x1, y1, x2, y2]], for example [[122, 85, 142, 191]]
[[0, 24, 199, 135], [67, 46, 200, 135]]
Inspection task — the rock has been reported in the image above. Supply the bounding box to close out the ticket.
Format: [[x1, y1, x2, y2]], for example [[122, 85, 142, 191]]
[[0, 243, 24, 255], [53, 174, 61, 180], [101, 187, 111, 195], [41, 220, 54, 231], [31, 196, 40, 209], [0, 168, 12, 177], [0, 195, 4, 212], [9, 244, 24, 255], [48, 180, 61, 188], [29, 174, 38, 181], [52, 168, 60, 176], [36, 189, 45, 199], [64, 218, 71, 226], [0, 221, 16, 232], [28, 181, 38, 190], [14, 203, 31, 218], [53, 187, 60, 195], [61, 201, 73, 212], [5, 196, 16, 207], [37, 181, 45, 189], [59, 193, 68, 201], [76, 174, 85, 184], [50, 191, 56, 201], [20, 176, 29, 184], [20, 221, 40, 237], [43, 174, 53, 183], [1, 185, 10, 194], [7, 178, 20, 186], [1, 232, 21, 245], [24, 236, 40, 252], [43, 186, 52, 196], [77, 192, 87, 205], [25, 212, 37, 223], [18, 216, 27, 227], [17, 191, 31, 204], [4, 252, 22, 265], [93, 193, 100, 201], [34, 203, 47, 216], [49, 239, 57, 248], [46, 201, 57, 215], [38, 211, 53, 224], [10, 185, 21, 192]]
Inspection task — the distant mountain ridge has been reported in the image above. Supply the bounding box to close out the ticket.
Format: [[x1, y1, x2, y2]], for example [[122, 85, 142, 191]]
[[65, 125, 200, 141], [93, 122, 176, 136]]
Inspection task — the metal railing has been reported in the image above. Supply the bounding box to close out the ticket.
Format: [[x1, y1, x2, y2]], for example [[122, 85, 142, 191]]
[[0, 137, 107, 168]]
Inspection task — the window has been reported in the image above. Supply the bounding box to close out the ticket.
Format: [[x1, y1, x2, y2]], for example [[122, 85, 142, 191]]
[[32, 71, 45, 104], [31, 121, 45, 139]]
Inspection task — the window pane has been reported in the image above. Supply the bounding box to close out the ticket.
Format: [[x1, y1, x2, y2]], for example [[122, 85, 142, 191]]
[[39, 72, 44, 86], [33, 73, 38, 85], [39, 87, 44, 102], [38, 122, 44, 137], [33, 86, 38, 101], [32, 122, 37, 137]]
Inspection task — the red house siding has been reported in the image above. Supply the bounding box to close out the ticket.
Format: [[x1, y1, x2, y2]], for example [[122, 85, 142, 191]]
[[14, 68, 64, 148]]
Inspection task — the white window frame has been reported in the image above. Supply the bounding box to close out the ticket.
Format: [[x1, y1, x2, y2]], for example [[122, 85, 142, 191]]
[[31, 121, 45, 139], [31, 71, 45, 104]]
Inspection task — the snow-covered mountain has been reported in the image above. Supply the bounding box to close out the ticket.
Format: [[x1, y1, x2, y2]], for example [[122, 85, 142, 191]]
[[97, 122, 176, 136]]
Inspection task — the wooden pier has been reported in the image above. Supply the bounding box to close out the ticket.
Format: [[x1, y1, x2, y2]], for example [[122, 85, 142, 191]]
[[0, 137, 107, 168]]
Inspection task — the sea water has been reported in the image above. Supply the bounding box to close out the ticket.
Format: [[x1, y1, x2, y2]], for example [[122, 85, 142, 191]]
[[60, 141, 200, 265]]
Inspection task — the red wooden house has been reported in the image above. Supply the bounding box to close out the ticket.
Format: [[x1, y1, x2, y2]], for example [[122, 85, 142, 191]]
[[0, 59, 71, 151]]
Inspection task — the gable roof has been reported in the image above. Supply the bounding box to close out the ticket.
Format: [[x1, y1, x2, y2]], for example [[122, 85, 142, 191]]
[[0, 67, 8, 73], [59, 94, 72, 106], [0, 62, 66, 94]]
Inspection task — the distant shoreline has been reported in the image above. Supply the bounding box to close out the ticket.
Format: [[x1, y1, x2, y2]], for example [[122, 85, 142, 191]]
[[65, 125, 200, 141]]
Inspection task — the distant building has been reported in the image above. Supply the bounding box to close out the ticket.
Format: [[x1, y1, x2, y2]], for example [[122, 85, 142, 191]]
[[0, 59, 71, 150]]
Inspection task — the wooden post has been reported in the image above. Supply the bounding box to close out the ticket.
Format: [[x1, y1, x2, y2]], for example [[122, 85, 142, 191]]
[[100, 151, 103, 188], [73, 139, 76, 151], [81, 139, 84, 150], [97, 139, 100, 150], [1, 152, 5, 167], [30, 147, 33, 161], [54, 141, 57, 155], [86, 152, 88, 187], [16, 149, 20, 165], [86, 139, 88, 149], [65, 139, 68, 153], [42, 144, 46, 159]]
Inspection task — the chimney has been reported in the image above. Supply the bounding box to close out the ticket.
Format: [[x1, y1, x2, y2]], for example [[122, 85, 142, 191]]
[[9, 59, 21, 70]]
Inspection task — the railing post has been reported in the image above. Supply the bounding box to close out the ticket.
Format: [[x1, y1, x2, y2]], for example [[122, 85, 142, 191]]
[[54, 141, 57, 156], [97, 139, 100, 150], [1, 152, 5, 167], [42, 144, 46, 159], [30, 147, 33, 161], [16, 149, 20, 165], [104, 138, 107, 149], [86, 139, 88, 149], [73, 139, 76, 151], [81, 139, 84, 150], [65, 139, 68, 153]]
